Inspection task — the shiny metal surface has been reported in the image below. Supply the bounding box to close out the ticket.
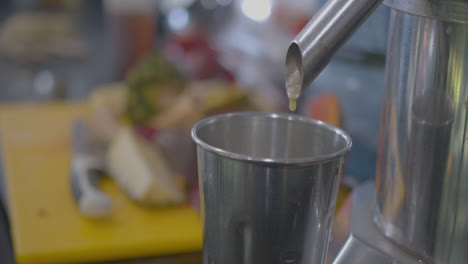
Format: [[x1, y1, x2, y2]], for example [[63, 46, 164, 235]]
[[384, 0, 468, 24], [333, 236, 395, 264], [333, 182, 425, 264], [375, 9, 468, 262], [192, 112, 351, 264], [285, 0, 468, 262], [285, 0, 382, 100]]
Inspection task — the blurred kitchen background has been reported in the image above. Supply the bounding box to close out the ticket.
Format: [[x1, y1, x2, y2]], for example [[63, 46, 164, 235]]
[[0, 0, 389, 263]]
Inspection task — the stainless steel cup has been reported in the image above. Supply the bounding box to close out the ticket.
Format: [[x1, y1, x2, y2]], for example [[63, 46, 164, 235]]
[[192, 112, 351, 264]]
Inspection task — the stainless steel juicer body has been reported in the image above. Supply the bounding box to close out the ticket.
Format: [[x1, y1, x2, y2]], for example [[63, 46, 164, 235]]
[[374, 4, 468, 262], [286, 0, 468, 263]]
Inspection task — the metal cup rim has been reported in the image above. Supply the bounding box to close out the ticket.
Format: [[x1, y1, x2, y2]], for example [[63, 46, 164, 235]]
[[191, 112, 352, 165]]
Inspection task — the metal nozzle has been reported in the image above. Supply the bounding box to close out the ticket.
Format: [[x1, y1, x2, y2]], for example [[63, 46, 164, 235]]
[[285, 0, 382, 99]]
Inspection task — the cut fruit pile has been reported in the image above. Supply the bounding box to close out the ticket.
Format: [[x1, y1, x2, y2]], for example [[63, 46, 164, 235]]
[[86, 53, 266, 209]]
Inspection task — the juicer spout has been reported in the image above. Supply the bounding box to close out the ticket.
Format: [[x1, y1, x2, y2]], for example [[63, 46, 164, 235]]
[[285, 0, 382, 101]]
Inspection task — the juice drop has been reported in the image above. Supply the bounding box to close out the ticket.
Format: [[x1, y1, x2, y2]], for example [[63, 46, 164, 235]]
[[289, 99, 297, 111]]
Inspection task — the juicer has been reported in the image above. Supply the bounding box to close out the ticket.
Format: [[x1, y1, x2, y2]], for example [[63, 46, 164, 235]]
[[286, 0, 468, 263]]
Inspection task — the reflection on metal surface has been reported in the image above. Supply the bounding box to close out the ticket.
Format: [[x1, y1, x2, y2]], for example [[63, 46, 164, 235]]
[[374, 9, 468, 262], [332, 182, 426, 264], [384, 0, 468, 24], [333, 236, 395, 264], [434, 21, 468, 263]]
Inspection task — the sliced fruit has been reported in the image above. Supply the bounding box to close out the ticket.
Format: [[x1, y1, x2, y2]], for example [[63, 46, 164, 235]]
[[106, 126, 185, 206]]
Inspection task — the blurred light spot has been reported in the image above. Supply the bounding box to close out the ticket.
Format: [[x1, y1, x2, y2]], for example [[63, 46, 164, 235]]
[[241, 0, 271, 22], [168, 8, 189, 31], [216, 0, 232, 6], [34, 70, 54, 95]]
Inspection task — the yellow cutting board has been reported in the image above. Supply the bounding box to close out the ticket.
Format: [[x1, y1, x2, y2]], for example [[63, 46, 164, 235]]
[[0, 102, 202, 264]]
